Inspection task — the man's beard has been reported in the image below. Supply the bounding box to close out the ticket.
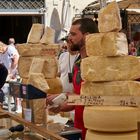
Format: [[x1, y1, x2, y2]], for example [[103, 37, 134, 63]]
[[70, 40, 84, 51], [70, 44, 81, 51]]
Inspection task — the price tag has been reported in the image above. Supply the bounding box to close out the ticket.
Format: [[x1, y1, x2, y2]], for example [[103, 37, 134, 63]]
[[68, 95, 139, 107]]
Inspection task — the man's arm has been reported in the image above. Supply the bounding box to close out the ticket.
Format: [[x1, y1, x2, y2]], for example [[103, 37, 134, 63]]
[[46, 93, 75, 114], [11, 54, 19, 70]]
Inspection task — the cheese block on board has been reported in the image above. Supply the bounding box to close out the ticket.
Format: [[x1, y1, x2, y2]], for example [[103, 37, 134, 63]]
[[27, 24, 44, 43], [86, 32, 128, 56], [84, 106, 138, 132], [18, 57, 32, 78], [27, 73, 49, 93], [81, 56, 140, 81], [86, 130, 137, 140], [18, 56, 58, 78], [22, 99, 46, 124], [46, 78, 63, 94], [42, 57, 58, 79], [29, 58, 45, 74], [40, 26, 55, 44], [98, 1, 122, 32], [81, 81, 140, 96], [16, 43, 60, 57], [22, 78, 62, 94]]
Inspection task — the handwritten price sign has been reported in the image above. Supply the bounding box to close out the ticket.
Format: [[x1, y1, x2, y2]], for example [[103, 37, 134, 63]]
[[68, 95, 139, 107]]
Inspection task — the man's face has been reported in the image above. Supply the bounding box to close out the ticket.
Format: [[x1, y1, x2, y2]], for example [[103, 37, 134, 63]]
[[68, 24, 85, 51]]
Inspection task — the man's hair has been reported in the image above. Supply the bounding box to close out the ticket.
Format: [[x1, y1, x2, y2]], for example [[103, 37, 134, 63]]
[[72, 18, 99, 34]]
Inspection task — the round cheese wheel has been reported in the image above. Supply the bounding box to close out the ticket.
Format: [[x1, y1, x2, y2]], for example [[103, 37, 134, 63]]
[[86, 130, 137, 140], [84, 106, 138, 132]]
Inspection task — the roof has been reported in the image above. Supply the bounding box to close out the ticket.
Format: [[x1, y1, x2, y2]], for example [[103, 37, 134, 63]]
[[83, 0, 140, 14]]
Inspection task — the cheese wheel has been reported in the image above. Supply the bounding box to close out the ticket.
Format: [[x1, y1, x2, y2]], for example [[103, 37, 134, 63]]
[[86, 130, 137, 140], [81, 81, 140, 96], [84, 106, 138, 132], [81, 56, 140, 81]]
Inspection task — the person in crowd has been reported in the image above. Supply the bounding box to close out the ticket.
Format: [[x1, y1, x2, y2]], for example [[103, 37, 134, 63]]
[[58, 37, 79, 120], [46, 18, 99, 140], [0, 41, 19, 111], [8, 38, 15, 46], [0, 64, 8, 104], [58, 38, 68, 58], [0, 40, 19, 79], [133, 31, 140, 56], [58, 37, 79, 93], [128, 40, 137, 56]]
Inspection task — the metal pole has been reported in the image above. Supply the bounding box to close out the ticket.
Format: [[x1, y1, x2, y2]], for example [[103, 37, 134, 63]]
[[99, 0, 107, 8]]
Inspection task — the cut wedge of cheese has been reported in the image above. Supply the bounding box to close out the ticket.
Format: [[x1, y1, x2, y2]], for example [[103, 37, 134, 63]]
[[81, 81, 140, 96], [86, 32, 128, 56], [81, 56, 140, 81], [27, 24, 44, 43], [40, 26, 55, 44], [98, 1, 122, 32], [84, 106, 138, 132], [86, 130, 137, 140], [27, 73, 49, 93]]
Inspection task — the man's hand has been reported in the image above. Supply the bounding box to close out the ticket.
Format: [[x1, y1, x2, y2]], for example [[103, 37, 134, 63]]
[[48, 105, 62, 114], [46, 94, 62, 114], [46, 94, 59, 106]]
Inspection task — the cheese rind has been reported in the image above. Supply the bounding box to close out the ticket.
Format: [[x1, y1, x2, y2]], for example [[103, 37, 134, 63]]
[[86, 32, 128, 56], [84, 106, 138, 132], [16, 43, 60, 57], [22, 78, 62, 94], [81, 81, 140, 96], [98, 1, 122, 32], [81, 56, 140, 81], [86, 130, 137, 140]]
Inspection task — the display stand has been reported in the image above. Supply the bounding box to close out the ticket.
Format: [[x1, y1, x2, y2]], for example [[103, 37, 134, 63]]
[[7, 82, 82, 140], [9, 81, 47, 124], [0, 109, 66, 140]]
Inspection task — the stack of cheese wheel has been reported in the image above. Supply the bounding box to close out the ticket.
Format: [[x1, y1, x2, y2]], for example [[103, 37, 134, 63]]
[[17, 24, 63, 124], [81, 2, 140, 140]]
